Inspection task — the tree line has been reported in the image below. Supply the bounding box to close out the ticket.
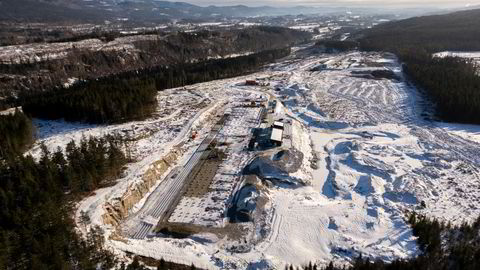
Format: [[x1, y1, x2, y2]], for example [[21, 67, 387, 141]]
[[315, 40, 359, 53], [22, 77, 158, 124], [0, 109, 34, 160], [290, 212, 480, 270], [0, 136, 127, 269], [120, 256, 199, 270], [357, 8, 480, 123], [22, 47, 291, 124], [0, 109, 197, 269], [402, 53, 480, 123], [148, 47, 291, 90]]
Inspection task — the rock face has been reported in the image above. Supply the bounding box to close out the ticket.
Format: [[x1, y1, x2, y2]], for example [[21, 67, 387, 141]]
[[102, 147, 184, 226]]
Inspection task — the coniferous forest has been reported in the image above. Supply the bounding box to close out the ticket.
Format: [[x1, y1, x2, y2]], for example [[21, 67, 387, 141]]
[[315, 40, 358, 52], [402, 54, 480, 123], [0, 136, 127, 269], [358, 8, 480, 124], [0, 109, 34, 160], [22, 47, 290, 124], [22, 78, 158, 124]]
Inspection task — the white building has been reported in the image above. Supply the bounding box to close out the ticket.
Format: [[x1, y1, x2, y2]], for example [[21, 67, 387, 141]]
[[273, 121, 285, 130], [270, 127, 283, 146]]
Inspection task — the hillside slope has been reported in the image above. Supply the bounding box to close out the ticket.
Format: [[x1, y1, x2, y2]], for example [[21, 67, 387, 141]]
[[0, 0, 113, 22], [0, 27, 311, 100], [359, 8, 480, 52]]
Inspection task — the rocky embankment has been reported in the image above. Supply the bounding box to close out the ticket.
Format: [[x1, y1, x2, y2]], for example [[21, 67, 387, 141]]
[[102, 147, 184, 226], [100, 100, 223, 227]]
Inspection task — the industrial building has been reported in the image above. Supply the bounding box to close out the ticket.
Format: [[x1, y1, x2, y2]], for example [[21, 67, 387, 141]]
[[270, 127, 283, 146]]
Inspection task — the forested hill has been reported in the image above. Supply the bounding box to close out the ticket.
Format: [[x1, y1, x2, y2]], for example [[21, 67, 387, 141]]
[[0, 26, 311, 100], [358, 8, 480, 53], [22, 47, 291, 124], [357, 9, 480, 124]]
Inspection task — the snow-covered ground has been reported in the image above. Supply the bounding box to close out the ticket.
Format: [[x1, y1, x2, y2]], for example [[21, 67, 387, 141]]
[[34, 50, 480, 269], [0, 34, 162, 64], [289, 24, 321, 32], [435, 122, 480, 144], [0, 107, 22, 115], [169, 106, 263, 227], [277, 52, 480, 226], [433, 51, 480, 59], [28, 89, 208, 160]]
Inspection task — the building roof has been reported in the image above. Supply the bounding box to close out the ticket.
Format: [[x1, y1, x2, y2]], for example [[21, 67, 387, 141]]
[[271, 128, 283, 142], [273, 121, 285, 127]]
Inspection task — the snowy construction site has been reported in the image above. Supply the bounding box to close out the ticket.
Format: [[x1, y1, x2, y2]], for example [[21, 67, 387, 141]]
[[28, 48, 480, 269]]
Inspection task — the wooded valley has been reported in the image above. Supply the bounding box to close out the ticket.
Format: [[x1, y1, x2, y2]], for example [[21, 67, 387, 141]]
[[22, 47, 290, 124]]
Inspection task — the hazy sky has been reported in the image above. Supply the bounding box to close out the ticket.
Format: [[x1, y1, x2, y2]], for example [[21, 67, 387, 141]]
[[186, 0, 479, 8]]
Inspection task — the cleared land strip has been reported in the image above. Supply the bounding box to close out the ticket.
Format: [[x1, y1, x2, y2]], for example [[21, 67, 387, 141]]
[[126, 118, 225, 239]]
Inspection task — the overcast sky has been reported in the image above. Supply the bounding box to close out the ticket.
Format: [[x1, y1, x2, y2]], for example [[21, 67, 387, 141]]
[[185, 0, 479, 8]]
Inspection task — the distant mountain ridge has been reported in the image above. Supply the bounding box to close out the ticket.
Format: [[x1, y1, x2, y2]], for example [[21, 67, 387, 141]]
[[1, 0, 468, 24], [0, 0, 342, 23]]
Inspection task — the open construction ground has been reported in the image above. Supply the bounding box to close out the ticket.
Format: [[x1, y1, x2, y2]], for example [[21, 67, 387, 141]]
[[29, 48, 480, 269]]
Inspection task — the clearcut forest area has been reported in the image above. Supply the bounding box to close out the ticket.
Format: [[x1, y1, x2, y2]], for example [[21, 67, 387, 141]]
[[358, 8, 480, 124]]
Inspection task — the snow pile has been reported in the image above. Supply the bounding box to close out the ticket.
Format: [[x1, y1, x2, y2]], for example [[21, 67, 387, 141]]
[[244, 157, 297, 185]]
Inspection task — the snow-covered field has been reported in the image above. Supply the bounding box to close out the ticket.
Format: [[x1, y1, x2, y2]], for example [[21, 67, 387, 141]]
[[31, 50, 480, 269]]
